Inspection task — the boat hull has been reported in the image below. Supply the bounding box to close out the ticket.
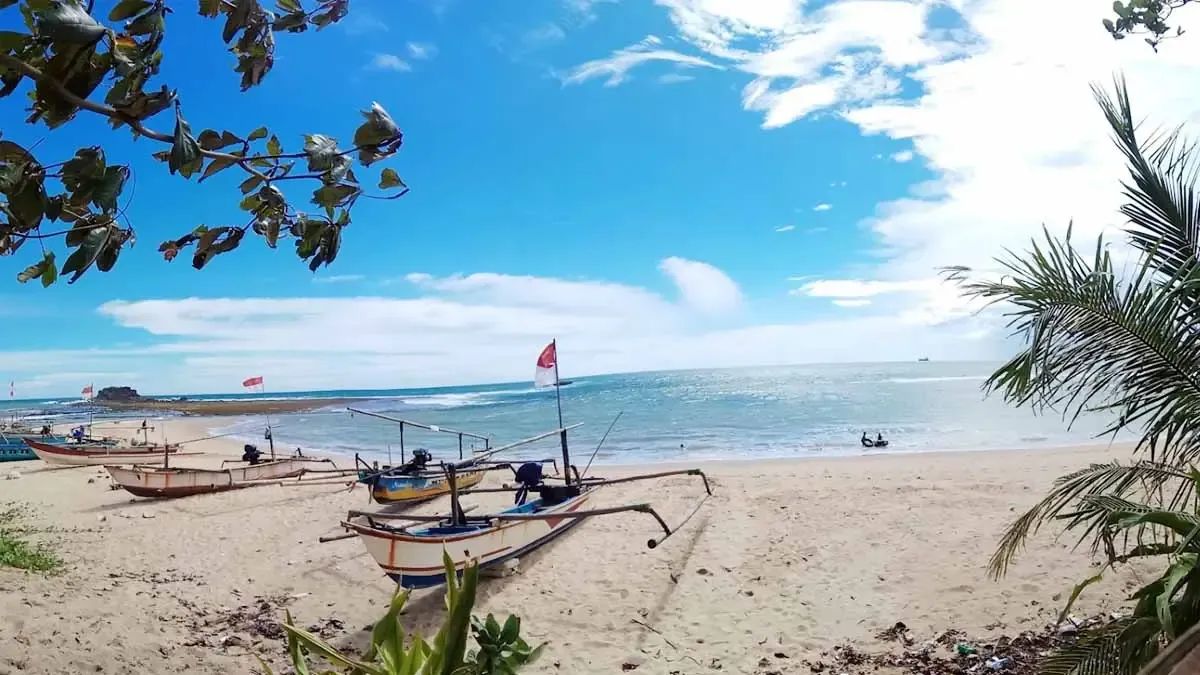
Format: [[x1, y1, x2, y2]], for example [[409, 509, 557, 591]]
[[105, 460, 309, 498], [347, 489, 594, 588], [0, 447, 35, 462], [26, 439, 177, 466], [369, 469, 486, 504]]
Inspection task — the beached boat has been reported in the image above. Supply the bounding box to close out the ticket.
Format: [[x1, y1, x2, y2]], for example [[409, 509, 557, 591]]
[[105, 458, 315, 498], [25, 438, 180, 466], [337, 340, 713, 588], [349, 409, 508, 505], [0, 440, 35, 462]]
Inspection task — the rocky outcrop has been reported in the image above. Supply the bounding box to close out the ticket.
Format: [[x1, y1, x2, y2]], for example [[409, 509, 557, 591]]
[[95, 386, 143, 402]]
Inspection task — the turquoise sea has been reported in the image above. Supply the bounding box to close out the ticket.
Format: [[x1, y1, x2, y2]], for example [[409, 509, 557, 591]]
[[2, 362, 1131, 465]]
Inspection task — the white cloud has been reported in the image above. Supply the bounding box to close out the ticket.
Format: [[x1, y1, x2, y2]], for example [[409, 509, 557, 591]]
[[658, 257, 743, 315], [774, 224, 795, 232], [658, 73, 696, 84], [890, 149, 914, 163], [70, 271, 990, 395], [833, 299, 871, 308], [806, 226, 828, 234], [561, 35, 723, 86], [369, 53, 410, 72], [565, 0, 1200, 339], [407, 42, 437, 60], [312, 275, 366, 284], [812, 203, 832, 212]]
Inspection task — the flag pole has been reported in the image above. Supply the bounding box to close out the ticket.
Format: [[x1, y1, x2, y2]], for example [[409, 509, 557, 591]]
[[552, 339, 571, 486]]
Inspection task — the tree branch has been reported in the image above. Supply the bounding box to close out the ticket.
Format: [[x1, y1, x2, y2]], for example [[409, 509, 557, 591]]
[[0, 52, 270, 183]]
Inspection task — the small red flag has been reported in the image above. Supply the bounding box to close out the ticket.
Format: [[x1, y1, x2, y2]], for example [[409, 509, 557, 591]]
[[81, 385, 93, 396], [534, 341, 558, 388], [242, 376, 264, 388]]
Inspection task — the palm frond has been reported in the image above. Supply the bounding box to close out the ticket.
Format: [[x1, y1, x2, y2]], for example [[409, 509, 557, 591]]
[[1038, 618, 1159, 675], [951, 221, 1200, 468], [1095, 75, 1200, 301], [989, 462, 1193, 578]]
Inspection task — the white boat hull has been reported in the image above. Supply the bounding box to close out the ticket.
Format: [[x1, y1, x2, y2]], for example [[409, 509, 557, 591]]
[[26, 439, 176, 467], [106, 459, 310, 498], [345, 490, 594, 588]]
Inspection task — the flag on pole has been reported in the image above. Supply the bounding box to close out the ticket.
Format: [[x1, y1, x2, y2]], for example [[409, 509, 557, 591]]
[[242, 376, 264, 389], [9, 381, 12, 399], [534, 341, 558, 388], [81, 384, 93, 398]]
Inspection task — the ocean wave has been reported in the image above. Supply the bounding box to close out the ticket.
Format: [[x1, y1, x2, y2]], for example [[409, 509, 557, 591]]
[[884, 375, 988, 384]]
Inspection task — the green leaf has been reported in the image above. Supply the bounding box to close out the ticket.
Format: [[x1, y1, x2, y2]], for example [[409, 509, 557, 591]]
[[222, 0, 253, 43], [108, 0, 150, 21], [197, 129, 242, 150], [276, 0, 301, 12], [17, 251, 55, 286], [379, 168, 405, 190], [248, 126, 269, 142], [303, 134, 339, 171], [267, 135, 283, 156], [0, 30, 28, 51], [272, 10, 307, 32], [126, 7, 164, 35], [200, 156, 238, 182], [312, 184, 358, 219], [36, 2, 107, 44], [168, 107, 204, 179], [8, 179, 45, 229], [198, 0, 221, 17], [239, 175, 263, 194], [92, 166, 128, 212]]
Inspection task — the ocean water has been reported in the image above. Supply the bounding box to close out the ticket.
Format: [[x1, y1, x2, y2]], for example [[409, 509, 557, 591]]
[[193, 362, 1132, 466]]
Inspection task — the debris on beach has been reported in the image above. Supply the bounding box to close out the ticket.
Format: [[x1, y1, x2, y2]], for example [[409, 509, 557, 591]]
[[803, 614, 1111, 675]]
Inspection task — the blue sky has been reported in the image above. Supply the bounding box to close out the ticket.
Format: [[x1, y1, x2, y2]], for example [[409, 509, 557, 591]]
[[1, 0, 1197, 395]]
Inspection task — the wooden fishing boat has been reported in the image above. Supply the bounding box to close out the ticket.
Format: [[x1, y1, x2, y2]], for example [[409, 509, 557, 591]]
[[365, 467, 487, 503], [338, 341, 712, 588], [25, 438, 180, 466], [340, 427, 712, 588], [0, 442, 35, 462], [105, 458, 315, 498]]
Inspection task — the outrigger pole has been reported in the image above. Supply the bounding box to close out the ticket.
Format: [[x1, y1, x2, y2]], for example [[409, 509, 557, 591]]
[[346, 408, 493, 461]]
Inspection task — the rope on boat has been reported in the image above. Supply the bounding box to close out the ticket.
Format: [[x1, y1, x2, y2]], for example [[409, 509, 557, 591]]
[[581, 410, 623, 479]]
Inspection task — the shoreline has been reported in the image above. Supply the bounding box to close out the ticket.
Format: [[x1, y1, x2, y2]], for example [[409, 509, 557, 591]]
[[85, 397, 365, 416]]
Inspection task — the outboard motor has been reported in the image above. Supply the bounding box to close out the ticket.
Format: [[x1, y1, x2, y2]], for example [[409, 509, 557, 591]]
[[513, 462, 545, 505], [398, 448, 433, 476], [242, 443, 262, 465]]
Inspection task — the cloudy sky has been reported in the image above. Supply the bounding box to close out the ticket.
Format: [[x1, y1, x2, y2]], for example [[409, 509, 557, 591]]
[[1, 0, 1197, 395]]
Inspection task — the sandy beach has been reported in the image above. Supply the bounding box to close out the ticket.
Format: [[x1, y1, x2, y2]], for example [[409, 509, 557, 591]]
[[0, 418, 1146, 675]]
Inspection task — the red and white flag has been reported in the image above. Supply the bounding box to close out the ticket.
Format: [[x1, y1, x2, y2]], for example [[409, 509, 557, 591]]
[[534, 341, 558, 388], [242, 376, 264, 389], [81, 384, 93, 398]]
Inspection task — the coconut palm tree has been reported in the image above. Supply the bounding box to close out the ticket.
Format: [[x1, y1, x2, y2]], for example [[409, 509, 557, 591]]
[[947, 76, 1200, 674]]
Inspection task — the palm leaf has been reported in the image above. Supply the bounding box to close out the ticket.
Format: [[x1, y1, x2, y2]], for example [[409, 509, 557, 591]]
[[1094, 75, 1200, 302], [990, 462, 1192, 577]]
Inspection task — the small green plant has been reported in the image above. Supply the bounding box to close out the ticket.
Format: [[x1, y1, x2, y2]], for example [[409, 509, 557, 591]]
[[0, 502, 63, 573], [262, 552, 543, 675]]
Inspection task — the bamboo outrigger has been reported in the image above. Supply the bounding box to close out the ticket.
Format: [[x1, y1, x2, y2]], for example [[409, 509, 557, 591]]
[[337, 340, 713, 589]]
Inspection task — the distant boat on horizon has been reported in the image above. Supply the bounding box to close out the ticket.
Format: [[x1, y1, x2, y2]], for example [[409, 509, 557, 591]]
[[917, 357, 930, 362], [555, 379, 574, 387]]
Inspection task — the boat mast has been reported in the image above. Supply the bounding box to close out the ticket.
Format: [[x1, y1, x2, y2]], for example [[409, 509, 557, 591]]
[[552, 339, 570, 486]]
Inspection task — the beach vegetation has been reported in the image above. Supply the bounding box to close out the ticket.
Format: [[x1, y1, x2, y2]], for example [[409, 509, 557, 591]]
[[0, 0, 408, 287], [262, 553, 543, 675], [947, 76, 1200, 673], [0, 501, 64, 572], [1104, 0, 1193, 49]]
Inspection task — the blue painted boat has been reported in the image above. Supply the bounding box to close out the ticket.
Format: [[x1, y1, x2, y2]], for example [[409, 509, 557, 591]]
[[0, 436, 36, 462]]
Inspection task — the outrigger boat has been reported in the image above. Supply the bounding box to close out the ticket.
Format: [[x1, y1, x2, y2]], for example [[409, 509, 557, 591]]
[[105, 455, 349, 498], [349, 408, 558, 505], [337, 340, 713, 588], [26, 437, 181, 466], [105, 419, 356, 499]]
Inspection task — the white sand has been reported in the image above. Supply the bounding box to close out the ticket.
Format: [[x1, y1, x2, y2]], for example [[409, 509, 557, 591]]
[[0, 418, 1146, 674]]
